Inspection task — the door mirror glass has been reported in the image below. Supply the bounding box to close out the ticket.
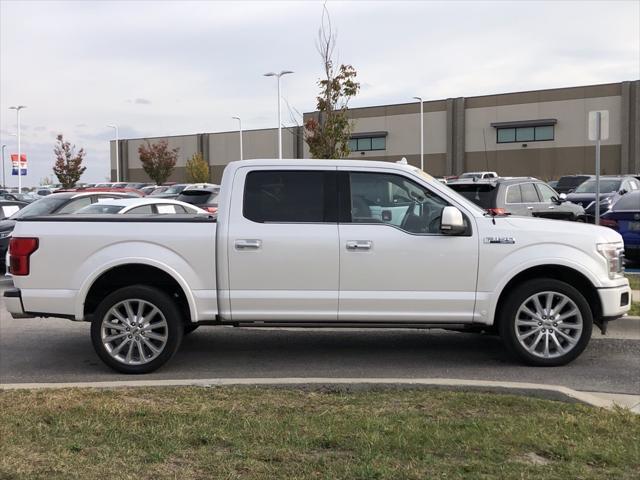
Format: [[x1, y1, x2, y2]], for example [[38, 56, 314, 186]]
[[440, 206, 466, 235]]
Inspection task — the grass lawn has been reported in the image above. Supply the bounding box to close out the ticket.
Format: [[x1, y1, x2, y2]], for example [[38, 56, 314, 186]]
[[1, 387, 638, 480], [627, 274, 640, 291]]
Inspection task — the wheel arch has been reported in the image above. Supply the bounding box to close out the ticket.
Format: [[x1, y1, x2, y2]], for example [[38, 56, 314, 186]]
[[493, 264, 602, 328], [78, 261, 196, 324]]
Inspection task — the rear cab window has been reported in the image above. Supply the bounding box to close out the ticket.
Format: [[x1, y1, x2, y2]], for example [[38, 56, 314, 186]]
[[243, 170, 333, 223]]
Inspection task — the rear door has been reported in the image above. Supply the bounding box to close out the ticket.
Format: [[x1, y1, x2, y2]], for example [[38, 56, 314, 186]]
[[503, 183, 530, 216], [227, 167, 339, 321]]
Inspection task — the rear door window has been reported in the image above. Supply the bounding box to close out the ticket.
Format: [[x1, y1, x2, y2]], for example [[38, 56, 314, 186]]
[[127, 205, 154, 214], [506, 185, 522, 203], [521, 183, 540, 203], [243, 170, 333, 223]]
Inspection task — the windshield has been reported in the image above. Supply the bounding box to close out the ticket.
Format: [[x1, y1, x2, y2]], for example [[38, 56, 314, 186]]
[[177, 191, 219, 205], [459, 173, 482, 180], [574, 179, 621, 194], [10, 196, 68, 219], [448, 184, 496, 209], [75, 204, 124, 214], [164, 185, 187, 194]]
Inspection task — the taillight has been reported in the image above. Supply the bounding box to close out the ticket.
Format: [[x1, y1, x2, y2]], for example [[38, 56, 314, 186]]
[[487, 208, 510, 216], [600, 218, 618, 230], [205, 206, 218, 214], [9, 237, 39, 276]]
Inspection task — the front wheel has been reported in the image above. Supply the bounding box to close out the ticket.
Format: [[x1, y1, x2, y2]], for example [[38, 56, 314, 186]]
[[91, 285, 184, 374], [498, 279, 593, 366]]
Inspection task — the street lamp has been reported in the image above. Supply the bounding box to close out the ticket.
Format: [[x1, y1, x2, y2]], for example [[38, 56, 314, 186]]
[[263, 70, 294, 159], [413, 96, 424, 171], [8, 105, 26, 193], [1, 144, 6, 189], [106, 124, 119, 182], [232, 116, 243, 160]]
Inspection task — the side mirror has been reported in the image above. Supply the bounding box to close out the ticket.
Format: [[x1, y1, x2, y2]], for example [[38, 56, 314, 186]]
[[559, 193, 567, 200], [619, 189, 627, 195], [440, 206, 466, 235]]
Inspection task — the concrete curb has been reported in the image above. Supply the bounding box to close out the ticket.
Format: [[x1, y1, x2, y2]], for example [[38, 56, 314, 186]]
[[1, 377, 638, 412]]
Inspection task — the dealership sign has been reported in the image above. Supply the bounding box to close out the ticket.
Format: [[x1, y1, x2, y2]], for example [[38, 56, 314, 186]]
[[10, 153, 27, 176]]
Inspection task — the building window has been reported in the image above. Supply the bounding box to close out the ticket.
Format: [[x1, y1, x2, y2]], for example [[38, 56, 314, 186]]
[[496, 125, 555, 144], [348, 135, 386, 152]]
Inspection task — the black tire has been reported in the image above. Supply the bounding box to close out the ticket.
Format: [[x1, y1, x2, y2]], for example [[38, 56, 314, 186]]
[[91, 285, 184, 374], [184, 323, 200, 335], [498, 278, 593, 366]]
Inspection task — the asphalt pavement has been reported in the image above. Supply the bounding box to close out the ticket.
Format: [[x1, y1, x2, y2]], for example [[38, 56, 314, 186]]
[[1, 280, 639, 394]]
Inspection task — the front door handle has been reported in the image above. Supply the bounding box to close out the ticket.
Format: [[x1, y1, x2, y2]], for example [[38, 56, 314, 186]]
[[346, 240, 372, 251], [526, 206, 534, 210], [548, 206, 555, 209], [235, 239, 262, 250]]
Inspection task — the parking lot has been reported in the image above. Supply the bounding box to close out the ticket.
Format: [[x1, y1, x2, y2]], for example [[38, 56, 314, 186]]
[[2, 279, 638, 394]]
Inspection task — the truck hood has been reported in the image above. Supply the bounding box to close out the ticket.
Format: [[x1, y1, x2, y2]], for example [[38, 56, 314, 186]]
[[492, 215, 623, 245]]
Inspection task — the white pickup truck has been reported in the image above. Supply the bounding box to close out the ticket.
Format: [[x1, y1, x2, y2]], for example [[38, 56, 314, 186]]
[[5, 159, 632, 373]]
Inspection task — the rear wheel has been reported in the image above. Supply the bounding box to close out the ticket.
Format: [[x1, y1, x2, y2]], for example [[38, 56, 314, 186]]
[[498, 278, 593, 366], [91, 285, 184, 374]]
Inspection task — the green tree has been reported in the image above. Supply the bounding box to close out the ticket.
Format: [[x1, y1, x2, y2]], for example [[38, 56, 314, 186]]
[[185, 152, 210, 183], [138, 139, 178, 185], [53, 134, 87, 188], [304, 6, 360, 159]]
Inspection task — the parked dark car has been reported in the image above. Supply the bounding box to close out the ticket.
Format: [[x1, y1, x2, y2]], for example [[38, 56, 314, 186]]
[[150, 183, 189, 199], [448, 177, 586, 221], [547, 180, 559, 190], [565, 176, 640, 222], [1, 192, 39, 203], [554, 175, 592, 194], [600, 190, 640, 263], [176, 186, 219, 214], [0, 191, 136, 267]]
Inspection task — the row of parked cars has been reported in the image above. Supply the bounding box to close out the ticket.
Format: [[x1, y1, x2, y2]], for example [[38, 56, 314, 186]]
[[445, 172, 640, 263], [0, 183, 221, 268]]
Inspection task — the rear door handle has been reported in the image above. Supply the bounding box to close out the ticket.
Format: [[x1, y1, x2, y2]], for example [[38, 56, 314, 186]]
[[346, 240, 372, 251], [235, 239, 262, 250]]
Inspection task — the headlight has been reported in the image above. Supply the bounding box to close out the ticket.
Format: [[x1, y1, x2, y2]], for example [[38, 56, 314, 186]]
[[596, 243, 624, 279]]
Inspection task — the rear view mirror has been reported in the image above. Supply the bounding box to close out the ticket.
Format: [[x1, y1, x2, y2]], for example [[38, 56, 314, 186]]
[[440, 206, 466, 235]]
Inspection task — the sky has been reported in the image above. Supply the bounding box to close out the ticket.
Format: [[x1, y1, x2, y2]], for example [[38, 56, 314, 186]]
[[0, 0, 639, 184]]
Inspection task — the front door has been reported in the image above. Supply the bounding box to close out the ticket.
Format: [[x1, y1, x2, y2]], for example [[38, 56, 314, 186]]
[[227, 167, 339, 322], [337, 169, 479, 323]]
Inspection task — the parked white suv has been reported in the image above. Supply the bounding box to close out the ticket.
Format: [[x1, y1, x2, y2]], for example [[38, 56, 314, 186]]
[[4, 159, 631, 373]]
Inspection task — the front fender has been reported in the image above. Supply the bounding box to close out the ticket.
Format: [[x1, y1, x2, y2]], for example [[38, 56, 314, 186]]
[[477, 243, 607, 325]]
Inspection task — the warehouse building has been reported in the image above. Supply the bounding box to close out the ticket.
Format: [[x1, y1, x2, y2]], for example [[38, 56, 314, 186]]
[[111, 80, 639, 183]]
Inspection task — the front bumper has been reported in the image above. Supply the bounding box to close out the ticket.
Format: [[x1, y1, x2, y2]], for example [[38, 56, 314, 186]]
[[3, 289, 34, 319], [597, 284, 633, 319]]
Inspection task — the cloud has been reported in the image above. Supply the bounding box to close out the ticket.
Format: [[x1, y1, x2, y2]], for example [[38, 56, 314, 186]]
[[0, 0, 637, 183]]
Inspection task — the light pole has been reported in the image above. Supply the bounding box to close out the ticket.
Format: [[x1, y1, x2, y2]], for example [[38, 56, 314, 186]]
[[413, 96, 424, 171], [1, 144, 6, 188], [263, 70, 294, 159], [9, 105, 26, 193], [232, 116, 243, 160], [106, 124, 119, 182]]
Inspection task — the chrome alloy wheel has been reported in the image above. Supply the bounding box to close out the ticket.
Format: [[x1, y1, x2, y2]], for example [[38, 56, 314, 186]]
[[100, 299, 168, 365], [514, 291, 583, 359]]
